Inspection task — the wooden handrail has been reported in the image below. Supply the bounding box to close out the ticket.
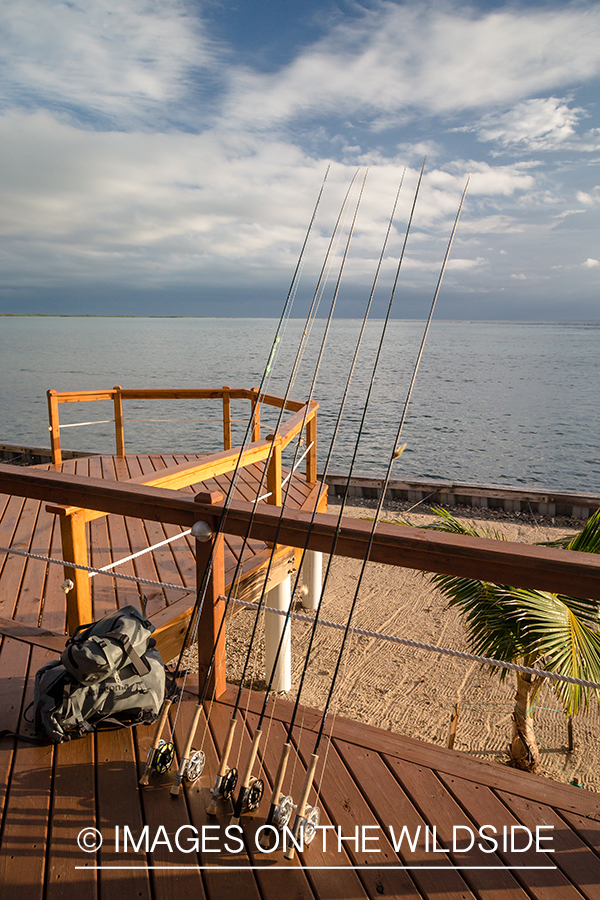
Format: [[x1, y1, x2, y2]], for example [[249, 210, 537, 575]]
[[46, 385, 315, 467], [274, 401, 318, 443], [42, 385, 318, 624], [2, 463, 599, 600]]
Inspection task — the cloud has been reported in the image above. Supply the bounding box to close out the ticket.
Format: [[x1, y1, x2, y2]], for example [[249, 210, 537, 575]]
[[554, 209, 587, 219], [221, 2, 600, 132], [0, 0, 213, 127], [576, 186, 600, 205], [583, 258, 599, 268], [472, 97, 585, 151], [0, 1, 600, 315], [459, 215, 524, 234]]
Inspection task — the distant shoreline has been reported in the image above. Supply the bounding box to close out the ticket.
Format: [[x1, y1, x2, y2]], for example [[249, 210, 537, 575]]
[[0, 313, 211, 318], [1, 314, 599, 324]]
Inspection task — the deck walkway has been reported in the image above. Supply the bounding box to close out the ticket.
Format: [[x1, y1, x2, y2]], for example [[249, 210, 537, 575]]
[[1, 457, 600, 898], [0, 453, 320, 636], [1, 648, 599, 900]]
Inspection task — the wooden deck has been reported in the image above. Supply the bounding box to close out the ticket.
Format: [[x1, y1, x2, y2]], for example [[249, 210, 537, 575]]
[[1, 646, 600, 900], [2, 456, 600, 898], [0, 453, 321, 638]]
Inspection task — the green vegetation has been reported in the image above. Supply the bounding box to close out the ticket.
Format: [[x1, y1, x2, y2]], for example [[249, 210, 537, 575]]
[[424, 507, 600, 771]]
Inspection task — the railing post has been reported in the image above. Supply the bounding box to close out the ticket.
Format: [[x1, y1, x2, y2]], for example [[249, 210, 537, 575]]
[[194, 492, 226, 699], [306, 410, 317, 484], [222, 386, 231, 451], [113, 385, 125, 457], [250, 388, 261, 442], [301, 550, 322, 611], [47, 390, 62, 466], [265, 576, 292, 692], [59, 510, 92, 634], [266, 437, 282, 506]]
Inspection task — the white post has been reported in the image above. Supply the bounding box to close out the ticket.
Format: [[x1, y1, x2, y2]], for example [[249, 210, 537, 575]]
[[264, 576, 292, 692], [302, 550, 322, 611]]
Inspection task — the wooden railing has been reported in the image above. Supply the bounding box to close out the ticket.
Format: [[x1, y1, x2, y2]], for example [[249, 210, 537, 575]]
[[46, 385, 316, 477], [44, 387, 318, 627], [1, 463, 599, 696]]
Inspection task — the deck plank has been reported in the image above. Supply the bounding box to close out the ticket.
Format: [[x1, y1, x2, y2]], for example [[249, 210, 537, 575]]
[[89, 505, 119, 621], [0, 646, 55, 900], [12, 500, 53, 627], [497, 790, 600, 900], [381, 754, 530, 899], [42, 511, 69, 635], [336, 739, 479, 900], [0, 637, 31, 826], [95, 727, 152, 900], [46, 735, 97, 900], [0, 498, 41, 621], [438, 771, 583, 899]]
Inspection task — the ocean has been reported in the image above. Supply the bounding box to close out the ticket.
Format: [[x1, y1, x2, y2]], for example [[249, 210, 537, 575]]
[[1, 317, 598, 494]]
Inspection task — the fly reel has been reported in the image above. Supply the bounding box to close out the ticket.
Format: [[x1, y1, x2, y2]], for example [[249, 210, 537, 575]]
[[294, 806, 321, 847], [152, 739, 175, 774], [184, 749, 206, 783], [284, 804, 320, 859], [272, 794, 294, 830], [258, 792, 295, 850], [206, 766, 238, 816], [246, 777, 264, 812], [303, 806, 320, 844], [219, 766, 238, 801]]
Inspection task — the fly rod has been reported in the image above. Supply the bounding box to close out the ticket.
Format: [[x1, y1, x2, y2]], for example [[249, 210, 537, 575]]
[[284, 173, 470, 860], [229, 170, 370, 826], [188, 169, 361, 807], [169, 170, 362, 800], [260, 158, 426, 848], [261, 165, 425, 850], [238, 168, 414, 842], [139, 165, 330, 786]]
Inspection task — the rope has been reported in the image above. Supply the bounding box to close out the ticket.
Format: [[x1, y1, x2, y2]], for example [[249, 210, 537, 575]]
[[56, 420, 113, 429], [228, 598, 600, 691], [0, 545, 192, 593], [122, 418, 248, 424], [88, 529, 191, 578], [4, 543, 599, 692]]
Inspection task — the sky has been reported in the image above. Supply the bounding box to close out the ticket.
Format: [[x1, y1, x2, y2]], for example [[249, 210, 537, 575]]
[[1, 0, 600, 319]]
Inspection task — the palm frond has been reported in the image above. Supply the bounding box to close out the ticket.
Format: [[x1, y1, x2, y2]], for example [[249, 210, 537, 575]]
[[537, 508, 600, 553], [506, 588, 600, 715], [424, 507, 507, 541], [431, 574, 527, 674], [423, 507, 600, 713]]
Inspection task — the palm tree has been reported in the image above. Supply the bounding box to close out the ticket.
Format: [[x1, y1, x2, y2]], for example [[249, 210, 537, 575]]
[[423, 508, 600, 771]]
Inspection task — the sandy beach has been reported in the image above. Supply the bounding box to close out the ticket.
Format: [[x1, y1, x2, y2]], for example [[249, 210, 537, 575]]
[[221, 498, 600, 792]]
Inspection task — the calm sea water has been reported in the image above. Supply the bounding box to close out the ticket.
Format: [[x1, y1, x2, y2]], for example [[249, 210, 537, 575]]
[[1, 317, 598, 494]]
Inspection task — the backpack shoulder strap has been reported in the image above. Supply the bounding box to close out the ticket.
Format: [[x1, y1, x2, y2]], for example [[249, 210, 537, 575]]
[[106, 631, 151, 677]]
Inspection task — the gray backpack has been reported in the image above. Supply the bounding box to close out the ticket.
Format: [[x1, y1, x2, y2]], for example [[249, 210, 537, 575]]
[[61, 605, 155, 684], [2, 606, 167, 744]]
